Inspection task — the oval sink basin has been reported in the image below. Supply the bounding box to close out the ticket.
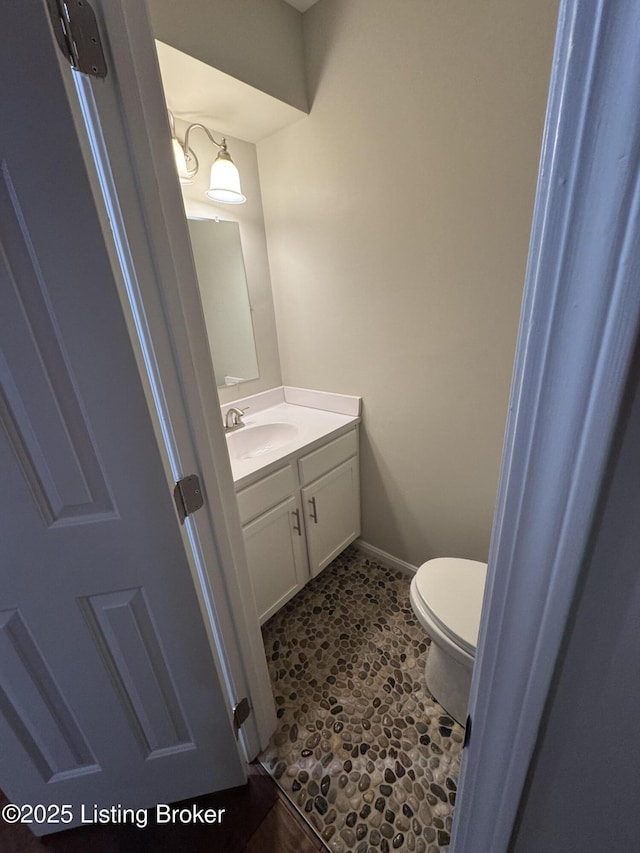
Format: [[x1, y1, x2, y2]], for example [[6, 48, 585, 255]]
[[226, 422, 299, 460]]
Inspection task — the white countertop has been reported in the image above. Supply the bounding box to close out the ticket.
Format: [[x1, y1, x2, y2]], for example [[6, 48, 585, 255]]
[[223, 389, 361, 488]]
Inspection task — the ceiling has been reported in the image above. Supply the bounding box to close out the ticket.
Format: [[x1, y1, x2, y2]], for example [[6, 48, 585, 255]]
[[156, 40, 307, 143], [155, 0, 320, 141], [283, 0, 321, 11]]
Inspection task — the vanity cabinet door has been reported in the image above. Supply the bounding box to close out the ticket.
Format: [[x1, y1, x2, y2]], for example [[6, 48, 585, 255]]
[[243, 495, 308, 624], [302, 456, 360, 578]]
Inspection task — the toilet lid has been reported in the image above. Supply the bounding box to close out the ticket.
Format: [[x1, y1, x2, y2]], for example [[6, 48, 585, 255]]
[[413, 558, 487, 655]]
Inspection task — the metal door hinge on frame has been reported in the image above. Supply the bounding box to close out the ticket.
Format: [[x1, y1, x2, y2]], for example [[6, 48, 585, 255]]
[[46, 0, 107, 79], [174, 474, 205, 525], [233, 697, 251, 737], [463, 715, 472, 748]]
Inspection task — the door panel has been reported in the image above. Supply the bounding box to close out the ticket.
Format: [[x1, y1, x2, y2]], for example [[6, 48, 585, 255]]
[[78, 588, 193, 757], [0, 2, 244, 833], [0, 609, 98, 782], [0, 166, 116, 528]]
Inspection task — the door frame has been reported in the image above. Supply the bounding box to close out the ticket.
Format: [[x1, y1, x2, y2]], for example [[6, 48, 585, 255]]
[[452, 2, 640, 849], [60, 0, 276, 759]]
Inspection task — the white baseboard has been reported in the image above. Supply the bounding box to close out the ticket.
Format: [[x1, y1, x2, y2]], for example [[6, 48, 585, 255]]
[[354, 539, 418, 575]]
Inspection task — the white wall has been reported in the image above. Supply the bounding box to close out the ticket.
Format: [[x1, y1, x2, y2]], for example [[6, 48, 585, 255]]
[[511, 352, 640, 852], [148, 0, 308, 113], [176, 117, 282, 403], [258, 0, 559, 565]]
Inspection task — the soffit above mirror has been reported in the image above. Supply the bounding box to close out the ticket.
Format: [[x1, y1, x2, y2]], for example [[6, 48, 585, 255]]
[[282, 0, 321, 11], [156, 40, 307, 144]]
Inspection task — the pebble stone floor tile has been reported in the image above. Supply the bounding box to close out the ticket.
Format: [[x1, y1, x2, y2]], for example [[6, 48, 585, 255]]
[[259, 547, 464, 853]]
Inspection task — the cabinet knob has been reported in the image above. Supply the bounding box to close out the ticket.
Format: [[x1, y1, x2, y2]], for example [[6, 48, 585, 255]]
[[291, 508, 302, 535]]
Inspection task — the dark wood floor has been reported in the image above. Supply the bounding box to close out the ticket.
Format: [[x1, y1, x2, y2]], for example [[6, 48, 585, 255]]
[[0, 763, 324, 853]]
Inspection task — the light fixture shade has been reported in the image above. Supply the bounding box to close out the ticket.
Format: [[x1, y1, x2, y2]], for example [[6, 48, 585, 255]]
[[206, 150, 246, 204], [172, 137, 194, 184]]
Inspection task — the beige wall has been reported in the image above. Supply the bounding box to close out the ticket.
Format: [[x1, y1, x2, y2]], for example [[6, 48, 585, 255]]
[[258, 0, 559, 565], [176, 117, 282, 403], [148, 0, 308, 113]]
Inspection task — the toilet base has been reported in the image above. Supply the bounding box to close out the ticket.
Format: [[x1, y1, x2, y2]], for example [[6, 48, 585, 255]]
[[424, 641, 472, 726]]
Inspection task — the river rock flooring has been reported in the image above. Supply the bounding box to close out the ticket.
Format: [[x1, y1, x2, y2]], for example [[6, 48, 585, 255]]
[[260, 547, 463, 853]]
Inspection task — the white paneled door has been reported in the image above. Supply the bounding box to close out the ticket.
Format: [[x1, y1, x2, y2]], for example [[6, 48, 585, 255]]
[[0, 2, 245, 834]]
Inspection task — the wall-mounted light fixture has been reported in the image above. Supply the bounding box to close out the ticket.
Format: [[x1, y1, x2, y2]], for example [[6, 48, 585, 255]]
[[168, 111, 246, 205]]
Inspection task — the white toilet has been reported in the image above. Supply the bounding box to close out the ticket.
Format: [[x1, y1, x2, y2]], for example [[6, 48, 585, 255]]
[[410, 557, 487, 725]]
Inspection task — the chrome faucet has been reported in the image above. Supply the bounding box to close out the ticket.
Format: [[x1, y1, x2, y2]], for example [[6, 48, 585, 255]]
[[224, 406, 248, 432]]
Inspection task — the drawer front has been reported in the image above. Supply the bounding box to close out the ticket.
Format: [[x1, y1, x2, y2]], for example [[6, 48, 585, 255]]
[[298, 428, 358, 486], [236, 464, 295, 525]]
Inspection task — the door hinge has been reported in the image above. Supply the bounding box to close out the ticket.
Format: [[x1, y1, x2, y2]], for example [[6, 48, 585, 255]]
[[46, 0, 107, 79], [463, 714, 472, 748], [233, 697, 251, 737], [173, 474, 205, 525]]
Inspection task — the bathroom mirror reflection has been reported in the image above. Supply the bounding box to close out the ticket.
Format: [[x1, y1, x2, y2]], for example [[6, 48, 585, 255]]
[[188, 218, 259, 388]]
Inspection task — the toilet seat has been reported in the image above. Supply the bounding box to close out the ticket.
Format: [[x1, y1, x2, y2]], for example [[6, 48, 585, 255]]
[[412, 558, 487, 656]]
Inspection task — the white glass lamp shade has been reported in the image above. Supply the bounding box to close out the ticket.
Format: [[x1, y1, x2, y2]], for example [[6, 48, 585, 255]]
[[206, 151, 246, 204], [172, 137, 194, 185]]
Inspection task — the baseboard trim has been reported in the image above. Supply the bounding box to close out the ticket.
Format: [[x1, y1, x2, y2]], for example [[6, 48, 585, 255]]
[[354, 539, 418, 575]]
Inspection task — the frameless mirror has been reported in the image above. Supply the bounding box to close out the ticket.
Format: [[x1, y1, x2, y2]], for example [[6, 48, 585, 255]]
[[188, 218, 259, 388]]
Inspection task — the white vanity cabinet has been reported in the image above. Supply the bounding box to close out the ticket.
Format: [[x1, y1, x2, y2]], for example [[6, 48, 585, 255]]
[[236, 427, 360, 624]]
